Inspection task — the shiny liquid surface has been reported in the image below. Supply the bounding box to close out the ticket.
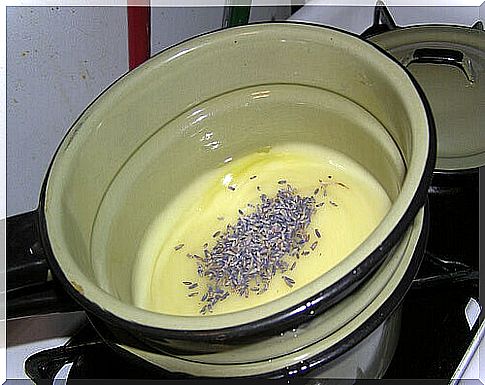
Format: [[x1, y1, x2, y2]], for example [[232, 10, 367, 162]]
[[132, 143, 391, 316]]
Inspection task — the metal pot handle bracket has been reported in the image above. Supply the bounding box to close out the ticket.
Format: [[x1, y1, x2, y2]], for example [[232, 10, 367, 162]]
[[7, 210, 80, 319], [361, 0, 399, 38]]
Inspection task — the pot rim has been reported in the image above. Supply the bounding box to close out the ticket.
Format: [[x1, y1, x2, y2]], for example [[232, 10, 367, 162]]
[[364, 22, 484, 38], [38, 21, 436, 343]]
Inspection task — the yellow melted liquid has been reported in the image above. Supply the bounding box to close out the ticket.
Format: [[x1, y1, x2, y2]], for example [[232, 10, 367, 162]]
[[132, 143, 391, 316]]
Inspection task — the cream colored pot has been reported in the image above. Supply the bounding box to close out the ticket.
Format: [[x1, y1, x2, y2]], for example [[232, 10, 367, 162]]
[[7, 22, 435, 375]]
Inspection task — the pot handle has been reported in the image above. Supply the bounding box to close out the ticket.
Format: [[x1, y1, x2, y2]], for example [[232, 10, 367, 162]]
[[7, 210, 81, 319], [472, 20, 483, 30], [401, 48, 476, 84], [361, 1, 398, 38]]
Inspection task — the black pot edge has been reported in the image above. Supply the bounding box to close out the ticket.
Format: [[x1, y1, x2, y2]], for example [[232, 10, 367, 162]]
[[35, 20, 437, 344], [428, 168, 479, 194], [433, 168, 479, 177], [98, 203, 430, 379], [431, 167, 479, 185]]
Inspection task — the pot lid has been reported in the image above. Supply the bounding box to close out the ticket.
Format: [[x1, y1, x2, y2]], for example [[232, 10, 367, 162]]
[[366, 6, 484, 171]]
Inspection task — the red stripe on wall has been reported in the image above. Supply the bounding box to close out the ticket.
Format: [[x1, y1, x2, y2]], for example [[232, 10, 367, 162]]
[[127, 2, 151, 70]]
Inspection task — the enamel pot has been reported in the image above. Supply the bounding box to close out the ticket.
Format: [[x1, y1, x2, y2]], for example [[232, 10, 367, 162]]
[[363, 4, 483, 269], [7, 22, 435, 376]]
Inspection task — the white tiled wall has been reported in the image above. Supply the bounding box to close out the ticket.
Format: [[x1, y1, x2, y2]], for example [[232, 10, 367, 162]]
[[151, 7, 224, 55], [150, 6, 291, 57], [249, 5, 291, 22], [6, 6, 129, 216]]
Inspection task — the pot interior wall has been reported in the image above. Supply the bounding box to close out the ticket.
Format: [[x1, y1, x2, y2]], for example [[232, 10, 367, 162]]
[[43, 24, 428, 323], [91, 83, 406, 302]]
